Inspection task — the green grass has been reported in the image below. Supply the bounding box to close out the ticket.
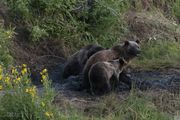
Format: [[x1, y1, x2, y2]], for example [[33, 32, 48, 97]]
[[133, 40, 180, 70], [67, 91, 172, 120]]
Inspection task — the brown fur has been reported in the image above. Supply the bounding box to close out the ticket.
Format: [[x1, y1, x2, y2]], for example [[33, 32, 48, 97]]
[[89, 58, 127, 95], [82, 40, 141, 89], [63, 44, 104, 78]]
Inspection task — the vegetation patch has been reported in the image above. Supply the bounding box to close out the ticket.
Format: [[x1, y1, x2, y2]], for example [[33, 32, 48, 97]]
[[54, 91, 172, 120], [3, 0, 130, 53], [133, 40, 180, 70], [0, 65, 79, 120], [0, 26, 14, 67]]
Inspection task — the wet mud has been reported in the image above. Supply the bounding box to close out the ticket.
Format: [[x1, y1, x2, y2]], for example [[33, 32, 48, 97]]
[[37, 64, 180, 94]]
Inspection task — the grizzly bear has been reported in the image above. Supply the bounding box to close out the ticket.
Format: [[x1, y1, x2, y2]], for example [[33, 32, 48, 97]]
[[82, 40, 141, 89], [89, 58, 128, 95], [63, 44, 105, 78]]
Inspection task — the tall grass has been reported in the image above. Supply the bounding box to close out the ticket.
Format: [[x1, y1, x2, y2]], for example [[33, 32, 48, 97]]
[[134, 39, 180, 69], [74, 92, 171, 120]]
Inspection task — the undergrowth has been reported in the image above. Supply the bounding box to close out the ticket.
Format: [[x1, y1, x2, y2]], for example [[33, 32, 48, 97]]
[[0, 65, 83, 120], [172, 0, 180, 21], [134, 39, 180, 70], [0, 26, 14, 67], [59, 92, 172, 120], [2, 0, 130, 52]]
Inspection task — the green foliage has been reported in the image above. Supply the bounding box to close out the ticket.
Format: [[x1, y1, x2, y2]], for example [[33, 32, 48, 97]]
[[172, 0, 180, 20], [116, 92, 170, 120], [0, 27, 14, 67], [0, 66, 82, 120], [79, 92, 171, 120], [116, 93, 171, 120], [87, 0, 130, 47], [30, 25, 48, 42], [3, 0, 130, 50], [134, 40, 180, 69]]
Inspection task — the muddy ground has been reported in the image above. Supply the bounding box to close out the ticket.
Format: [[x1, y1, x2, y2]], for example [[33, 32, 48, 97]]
[[33, 63, 180, 112], [38, 63, 178, 116], [45, 64, 180, 92]]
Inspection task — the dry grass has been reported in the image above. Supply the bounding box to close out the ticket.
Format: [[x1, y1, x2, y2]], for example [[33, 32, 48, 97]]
[[126, 11, 180, 41]]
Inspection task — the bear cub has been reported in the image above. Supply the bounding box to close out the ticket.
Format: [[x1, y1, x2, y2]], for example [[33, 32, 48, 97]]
[[89, 58, 128, 95]]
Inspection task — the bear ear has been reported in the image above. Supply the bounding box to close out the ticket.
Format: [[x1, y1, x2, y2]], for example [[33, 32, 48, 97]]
[[124, 41, 129, 46], [135, 39, 140, 44]]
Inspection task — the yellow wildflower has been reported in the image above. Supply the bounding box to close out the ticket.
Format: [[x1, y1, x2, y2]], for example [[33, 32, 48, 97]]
[[40, 68, 48, 75], [42, 75, 47, 80], [5, 77, 10, 84], [41, 102, 45, 107], [17, 77, 21, 81], [11, 68, 18, 74], [21, 68, 27, 75], [45, 111, 53, 118], [0, 85, 3, 90], [22, 64, 27, 68], [14, 77, 21, 84], [25, 86, 37, 98], [42, 69, 47, 73]]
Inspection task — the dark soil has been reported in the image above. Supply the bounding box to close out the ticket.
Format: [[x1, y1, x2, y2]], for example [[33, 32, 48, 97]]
[[35, 63, 180, 94]]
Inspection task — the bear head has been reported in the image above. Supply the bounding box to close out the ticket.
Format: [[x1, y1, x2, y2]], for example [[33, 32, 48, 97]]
[[123, 40, 141, 58]]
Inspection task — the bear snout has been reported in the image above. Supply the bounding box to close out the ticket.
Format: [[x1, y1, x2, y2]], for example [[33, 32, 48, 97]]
[[128, 48, 141, 57]]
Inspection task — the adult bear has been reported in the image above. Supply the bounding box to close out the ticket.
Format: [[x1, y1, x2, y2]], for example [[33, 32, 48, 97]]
[[82, 40, 141, 89], [63, 44, 105, 79], [89, 58, 128, 95]]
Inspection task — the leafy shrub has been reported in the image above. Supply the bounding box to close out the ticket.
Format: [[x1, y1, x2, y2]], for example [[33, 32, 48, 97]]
[[0, 26, 14, 67], [0, 65, 82, 120], [3, 0, 130, 50]]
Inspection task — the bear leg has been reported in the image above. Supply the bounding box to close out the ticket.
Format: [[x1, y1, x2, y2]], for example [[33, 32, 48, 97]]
[[119, 70, 132, 90]]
